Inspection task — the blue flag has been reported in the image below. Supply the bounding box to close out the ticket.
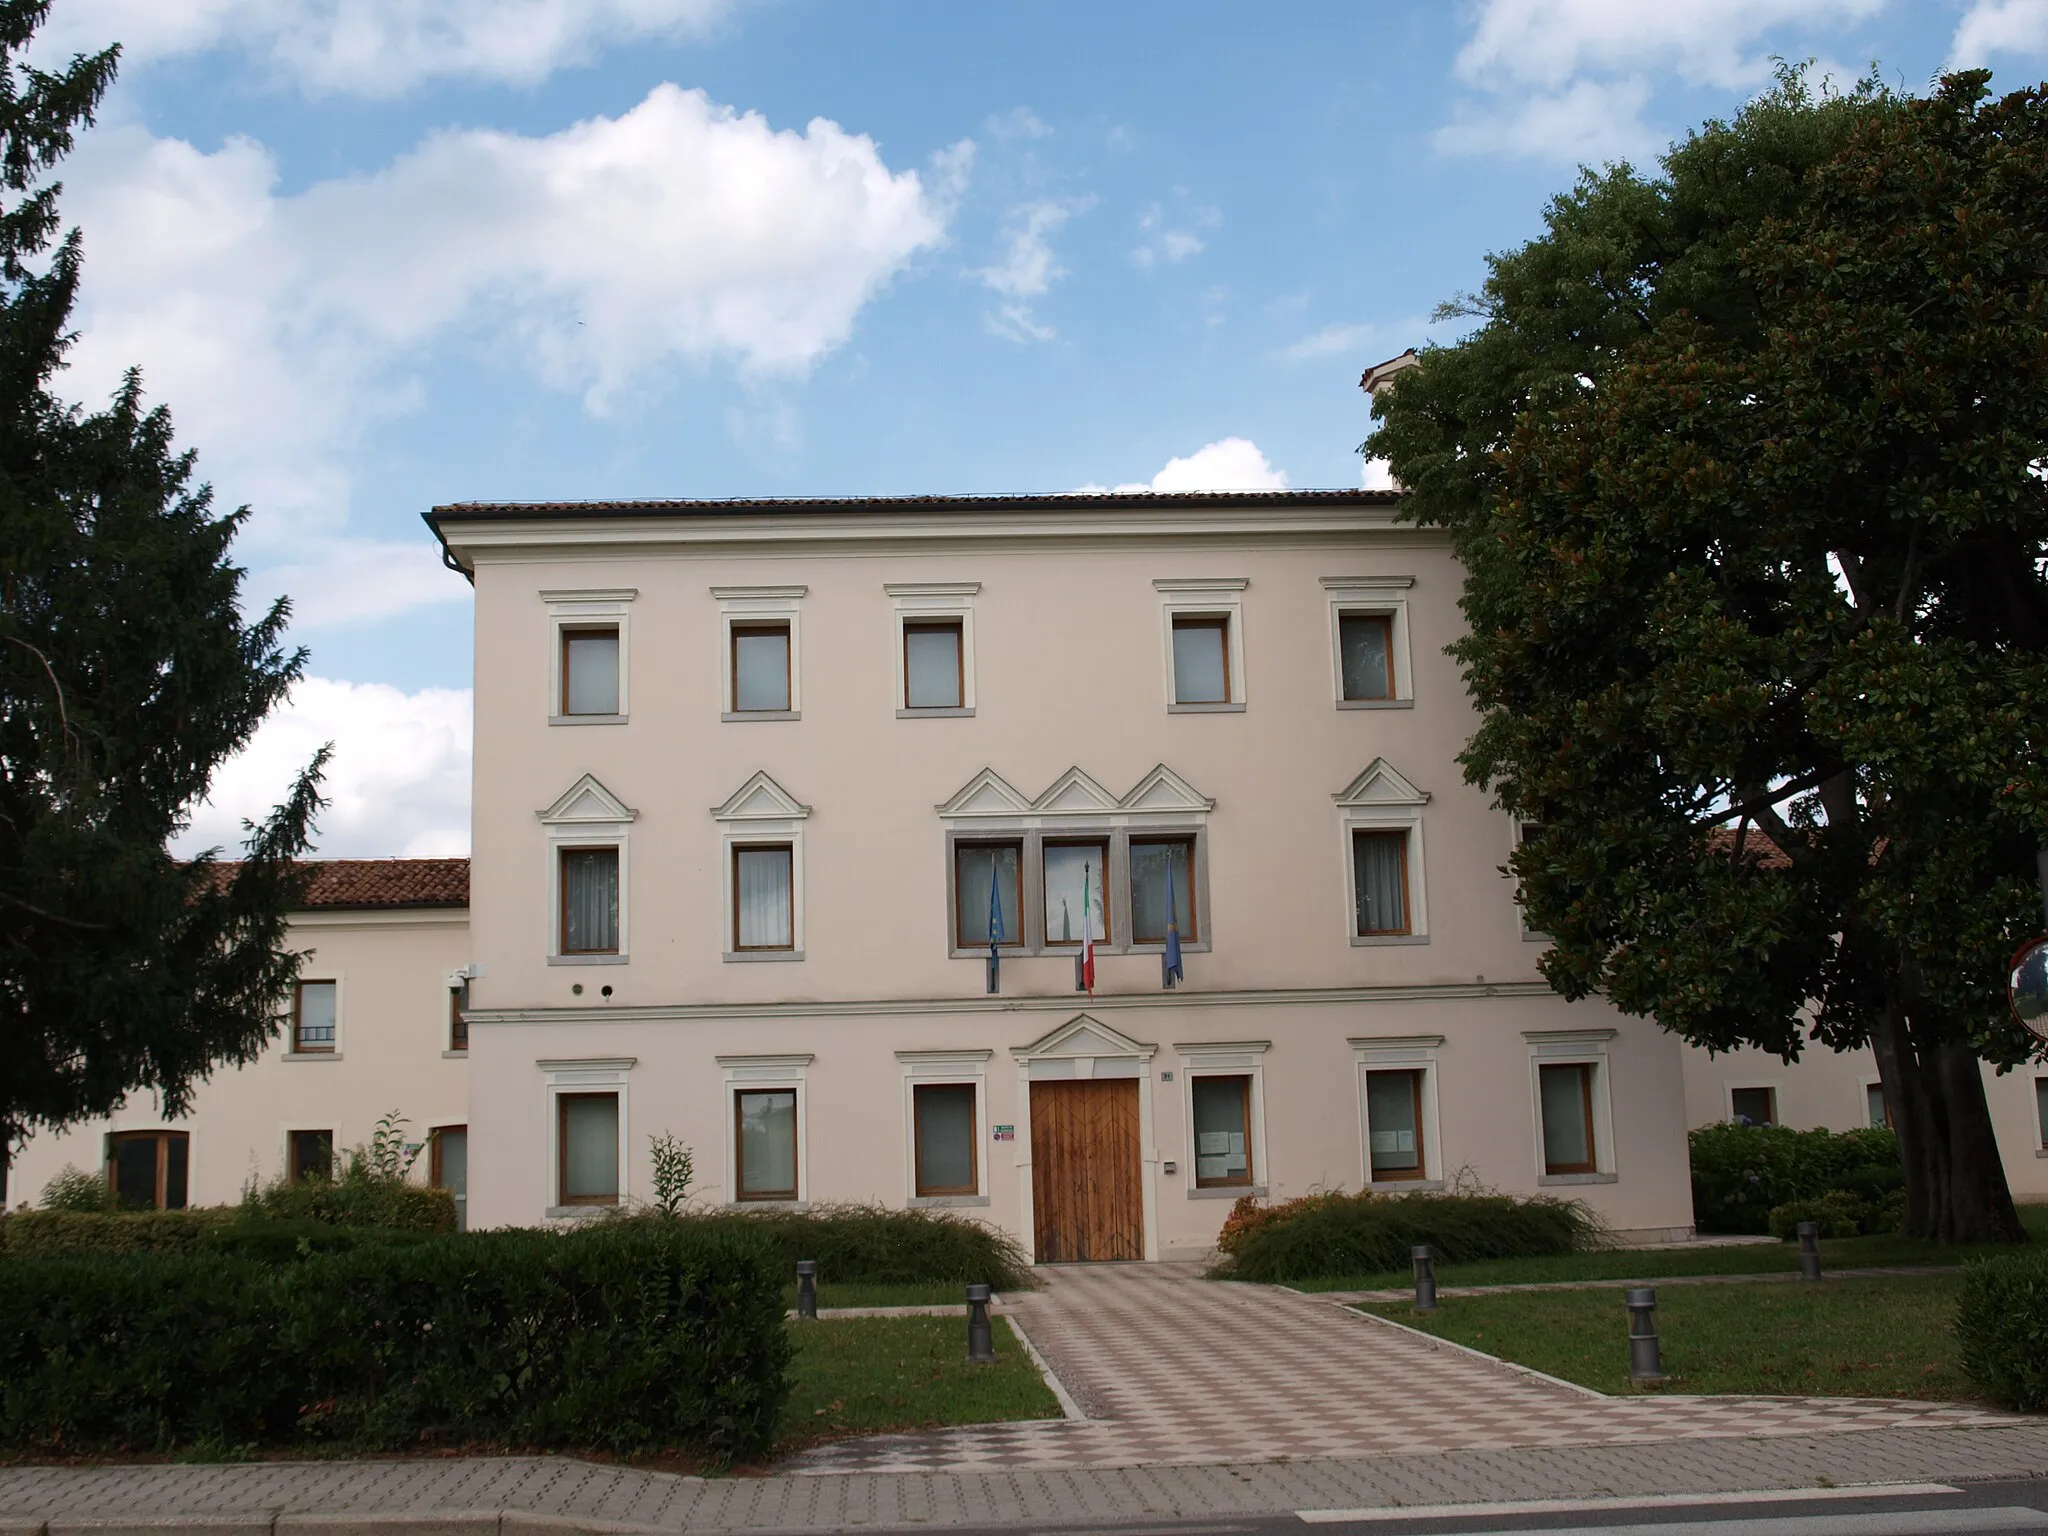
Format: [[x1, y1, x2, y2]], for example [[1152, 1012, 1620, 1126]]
[[985, 858, 1003, 994], [1163, 863, 1184, 989]]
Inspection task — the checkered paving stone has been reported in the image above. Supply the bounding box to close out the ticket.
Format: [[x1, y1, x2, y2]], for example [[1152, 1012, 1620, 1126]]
[[781, 1261, 2020, 1473]]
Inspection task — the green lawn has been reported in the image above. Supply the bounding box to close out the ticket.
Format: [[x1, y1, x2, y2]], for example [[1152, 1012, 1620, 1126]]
[[1285, 1203, 2048, 1293], [1359, 1272, 1976, 1400], [779, 1315, 1062, 1453], [778, 1280, 992, 1310]]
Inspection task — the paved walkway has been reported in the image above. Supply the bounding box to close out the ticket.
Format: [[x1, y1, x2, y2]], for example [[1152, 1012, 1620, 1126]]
[[786, 1262, 2017, 1472], [1321, 1263, 1963, 1304]]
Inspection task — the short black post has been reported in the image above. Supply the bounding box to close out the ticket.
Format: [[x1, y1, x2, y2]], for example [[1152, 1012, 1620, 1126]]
[[966, 1283, 995, 1363], [1796, 1219, 1822, 1282], [1626, 1285, 1665, 1383], [1411, 1244, 1437, 1313], [795, 1259, 818, 1320]]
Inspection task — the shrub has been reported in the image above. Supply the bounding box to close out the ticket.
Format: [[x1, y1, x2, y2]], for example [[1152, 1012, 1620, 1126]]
[[241, 1169, 455, 1232], [1216, 1191, 1349, 1257], [0, 1222, 790, 1458], [39, 1164, 110, 1213], [644, 1203, 1029, 1290], [1768, 1190, 1869, 1240], [1, 1207, 239, 1257], [1215, 1190, 1600, 1283], [1955, 1251, 2048, 1411], [1689, 1122, 1903, 1234]]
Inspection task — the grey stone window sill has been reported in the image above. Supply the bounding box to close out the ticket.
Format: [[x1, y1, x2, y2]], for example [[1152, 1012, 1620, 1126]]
[[910, 1194, 990, 1208], [722, 710, 799, 722], [1352, 933, 1429, 947], [1167, 701, 1246, 714], [731, 1198, 809, 1211], [545, 1204, 613, 1218], [1188, 1183, 1264, 1200], [897, 706, 975, 718], [1337, 698, 1414, 710], [1369, 1177, 1446, 1193], [549, 713, 628, 726], [2036, 1148, 2048, 1159], [285, 1051, 340, 1062], [1539, 1171, 1619, 1186], [1523, 931, 1552, 943], [441, 1049, 469, 1060], [549, 953, 629, 966], [724, 949, 804, 963]]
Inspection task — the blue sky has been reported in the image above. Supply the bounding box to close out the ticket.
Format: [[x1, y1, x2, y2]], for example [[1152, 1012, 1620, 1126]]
[[44, 0, 2041, 857]]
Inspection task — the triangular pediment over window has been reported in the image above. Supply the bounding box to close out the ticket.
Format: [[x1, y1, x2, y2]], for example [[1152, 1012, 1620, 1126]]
[[711, 770, 811, 822], [1333, 758, 1430, 807], [1012, 1013, 1157, 1062], [1033, 767, 1120, 815], [537, 773, 637, 825], [938, 765, 1214, 820], [1121, 763, 1216, 813], [935, 769, 1035, 818]]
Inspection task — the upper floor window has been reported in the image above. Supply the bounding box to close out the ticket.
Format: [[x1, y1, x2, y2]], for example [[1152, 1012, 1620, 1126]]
[[889, 582, 978, 717], [448, 980, 469, 1053], [560, 846, 621, 955], [732, 624, 791, 713], [1170, 616, 1232, 705], [905, 620, 965, 709], [956, 841, 1023, 949], [1042, 840, 1109, 946], [292, 980, 337, 1053], [1156, 578, 1248, 712], [1129, 837, 1197, 944], [1336, 759, 1431, 946], [1352, 828, 1411, 937], [561, 626, 620, 716], [1338, 613, 1394, 701], [1323, 576, 1413, 709], [733, 844, 795, 952]]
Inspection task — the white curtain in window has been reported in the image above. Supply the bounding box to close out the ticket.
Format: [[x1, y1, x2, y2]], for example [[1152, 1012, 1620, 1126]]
[[739, 1090, 797, 1196], [1353, 830, 1408, 935], [734, 628, 790, 711], [561, 1095, 618, 1200], [563, 630, 620, 715], [295, 981, 337, 1047], [1171, 620, 1228, 703], [1042, 842, 1107, 942], [735, 846, 794, 948], [562, 848, 619, 952], [955, 844, 1019, 946]]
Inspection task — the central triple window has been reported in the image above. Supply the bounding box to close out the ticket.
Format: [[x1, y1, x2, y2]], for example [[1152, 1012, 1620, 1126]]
[[949, 829, 1204, 956]]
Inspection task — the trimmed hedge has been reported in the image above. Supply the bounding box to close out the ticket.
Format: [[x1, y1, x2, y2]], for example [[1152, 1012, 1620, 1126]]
[[0, 1222, 790, 1458], [1, 1207, 239, 1256], [243, 1173, 456, 1232], [1955, 1251, 2048, 1411], [1213, 1191, 1600, 1283], [1689, 1123, 1903, 1234], [660, 1204, 1030, 1290]]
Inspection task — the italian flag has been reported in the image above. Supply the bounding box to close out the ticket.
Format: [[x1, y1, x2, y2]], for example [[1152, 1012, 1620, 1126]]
[[1081, 861, 1096, 995]]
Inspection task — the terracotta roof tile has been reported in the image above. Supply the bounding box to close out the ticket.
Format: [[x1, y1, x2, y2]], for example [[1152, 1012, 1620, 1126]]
[[199, 858, 469, 911], [1706, 827, 1792, 869]]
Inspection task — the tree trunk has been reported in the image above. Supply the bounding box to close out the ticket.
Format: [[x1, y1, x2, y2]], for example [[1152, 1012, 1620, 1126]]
[[1870, 1000, 2026, 1243]]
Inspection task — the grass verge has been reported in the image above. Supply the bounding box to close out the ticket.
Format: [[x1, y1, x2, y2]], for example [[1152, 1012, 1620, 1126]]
[[1358, 1272, 1974, 1400], [778, 1316, 1061, 1453], [1287, 1202, 2048, 1292], [779, 1281, 983, 1310]]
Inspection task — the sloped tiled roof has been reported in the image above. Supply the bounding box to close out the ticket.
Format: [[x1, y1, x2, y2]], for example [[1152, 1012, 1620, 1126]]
[[1705, 827, 1793, 869], [201, 858, 469, 911], [427, 488, 1396, 523]]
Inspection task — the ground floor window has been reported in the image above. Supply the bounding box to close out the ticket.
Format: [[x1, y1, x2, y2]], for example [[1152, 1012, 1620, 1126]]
[[1867, 1081, 1892, 1129], [432, 1124, 468, 1229], [736, 1088, 798, 1201], [1365, 1068, 1426, 1181], [287, 1128, 333, 1183], [109, 1130, 188, 1210], [2036, 1076, 2047, 1150], [1729, 1085, 1777, 1127], [1538, 1062, 1598, 1175], [558, 1093, 619, 1206], [1191, 1074, 1252, 1188], [913, 1083, 977, 1196]]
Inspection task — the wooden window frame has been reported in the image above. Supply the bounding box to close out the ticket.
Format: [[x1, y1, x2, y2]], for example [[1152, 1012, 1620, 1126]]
[[558, 844, 621, 956], [287, 1128, 333, 1183], [1539, 1062, 1599, 1176], [429, 1124, 465, 1189], [729, 621, 792, 714], [1129, 835, 1198, 944], [902, 618, 965, 710], [1337, 612, 1395, 702], [955, 839, 1025, 950], [1190, 1073, 1254, 1189], [107, 1129, 189, 1210], [559, 624, 621, 717], [912, 1082, 979, 1198], [734, 1087, 799, 1202], [1170, 614, 1232, 705], [1365, 1068, 1429, 1182], [1352, 827, 1413, 937], [1729, 1085, 1778, 1127], [731, 842, 796, 953], [1041, 837, 1111, 947], [556, 1092, 621, 1207], [448, 982, 469, 1053], [291, 979, 337, 1054]]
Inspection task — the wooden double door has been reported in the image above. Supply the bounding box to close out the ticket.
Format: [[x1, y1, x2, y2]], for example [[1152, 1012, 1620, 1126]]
[[1030, 1078, 1143, 1262]]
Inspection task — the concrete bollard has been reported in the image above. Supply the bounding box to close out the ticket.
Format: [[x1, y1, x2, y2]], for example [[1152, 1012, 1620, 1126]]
[[795, 1259, 818, 1319], [1411, 1244, 1438, 1313], [1626, 1285, 1665, 1383], [1796, 1219, 1822, 1282], [966, 1283, 995, 1363]]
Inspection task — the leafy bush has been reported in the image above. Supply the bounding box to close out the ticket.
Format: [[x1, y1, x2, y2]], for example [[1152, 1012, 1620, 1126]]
[[0, 1222, 790, 1458], [2, 1207, 239, 1256], [1955, 1251, 2048, 1411], [200, 1219, 440, 1263], [1217, 1191, 1350, 1256], [39, 1165, 110, 1213], [1689, 1122, 1903, 1234], [241, 1169, 455, 1232], [640, 1204, 1029, 1290], [1768, 1187, 1908, 1241], [1214, 1191, 1601, 1283]]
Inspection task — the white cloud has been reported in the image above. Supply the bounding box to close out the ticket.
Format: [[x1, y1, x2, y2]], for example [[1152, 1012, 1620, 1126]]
[[1440, 0, 1881, 163], [1077, 437, 1289, 495], [59, 86, 954, 583], [986, 107, 1052, 140], [174, 678, 473, 860], [1361, 456, 1398, 491], [1129, 200, 1218, 271], [40, 0, 735, 96], [1279, 321, 1382, 363], [250, 542, 469, 631], [1952, 0, 2048, 63], [974, 196, 1093, 343]]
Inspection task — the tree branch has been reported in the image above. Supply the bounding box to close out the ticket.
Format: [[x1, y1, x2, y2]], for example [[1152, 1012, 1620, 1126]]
[[1698, 763, 1843, 830], [0, 890, 111, 930]]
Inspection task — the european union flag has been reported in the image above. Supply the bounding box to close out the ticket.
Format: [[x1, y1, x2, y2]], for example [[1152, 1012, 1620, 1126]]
[[1163, 867, 1184, 989], [985, 860, 1003, 995]]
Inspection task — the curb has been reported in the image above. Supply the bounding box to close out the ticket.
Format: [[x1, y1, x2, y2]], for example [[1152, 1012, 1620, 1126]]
[[17, 1517, 665, 1536]]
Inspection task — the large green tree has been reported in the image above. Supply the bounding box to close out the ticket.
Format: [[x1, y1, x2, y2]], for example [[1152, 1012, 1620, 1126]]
[[0, 1, 324, 1202], [1373, 71, 2048, 1242]]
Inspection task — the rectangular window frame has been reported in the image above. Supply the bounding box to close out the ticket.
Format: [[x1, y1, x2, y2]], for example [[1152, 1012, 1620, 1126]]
[[107, 1129, 190, 1211], [715, 585, 806, 722], [447, 978, 469, 1055], [1364, 1068, 1430, 1183], [897, 1050, 992, 1207], [1350, 827, 1414, 939], [1513, 818, 1552, 942], [1156, 578, 1249, 713], [1351, 1035, 1446, 1192], [1341, 812, 1429, 947], [944, 826, 1212, 960], [889, 582, 979, 718], [541, 1056, 634, 1219], [2033, 1075, 2046, 1154], [1129, 834, 1200, 945], [954, 838, 1026, 952], [1864, 1077, 1893, 1130], [719, 818, 806, 964], [718, 1054, 811, 1208], [1322, 576, 1414, 710], [556, 1092, 622, 1208], [1526, 1030, 1617, 1185], [430, 1123, 468, 1230], [1041, 837, 1111, 947], [1189, 1073, 1255, 1190], [912, 1083, 980, 1198], [1727, 1083, 1779, 1128], [731, 841, 797, 954], [1176, 1044, 1269, 1200], [556, 844, 623, 957], [544, 588, 634, 726], [559, 624, 622, 718], [289, 977, 341, 1056], [287, 1128, 334, 1183]]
